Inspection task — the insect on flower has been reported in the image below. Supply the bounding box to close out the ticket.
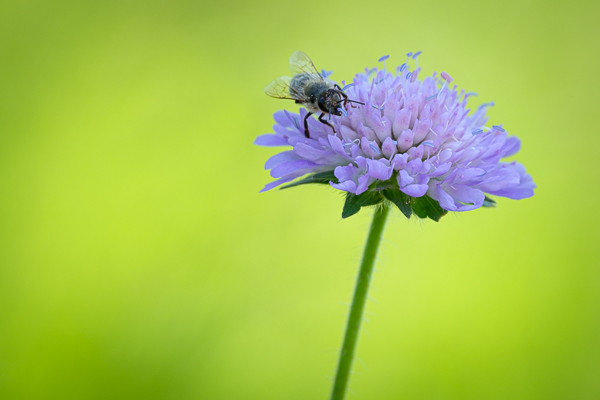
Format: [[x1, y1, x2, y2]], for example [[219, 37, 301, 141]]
[[264, 51, 364, 138], [256, 51, 536, 216]]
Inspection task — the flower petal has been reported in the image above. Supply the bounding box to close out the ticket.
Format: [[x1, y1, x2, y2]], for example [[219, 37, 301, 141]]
[[366, 159, 393, 180], [428, 162, 451, 177], [391, 154, 409, 170], [274, 110, 295, 127], [254, 134, 289, 147], [294, 143, 346, 165], [265, 151, 301, 170], [381, 137, 397, 160], [330, 180, 357, 193], [444, 184, 485, 211], [413, 118, 432, 143], [334, 164, 358, 182], [402, 184, 429, 197], [398, 169, 415, 186], [393, 108, 411, 137], [328, 135, 353, 160], [356, 173, 374, 195], [499, 136, 521, 158], [259, 176, 296, 192], [397, 129, 414, 152], [270, 160, 318, 178], [482, 162, 535, 199], [433, 184, 459, 211]]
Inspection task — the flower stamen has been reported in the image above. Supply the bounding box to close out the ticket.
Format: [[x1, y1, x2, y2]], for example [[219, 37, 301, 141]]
[[342, 83, 355, 91], [412, 51, 422, 68], [436, 71, 454, 99], [369, 143, 381, 155], [378, 55, 390, 74]]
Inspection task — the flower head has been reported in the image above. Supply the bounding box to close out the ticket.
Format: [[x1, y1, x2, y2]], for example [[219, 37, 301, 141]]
[[255, 52, 535, 220]]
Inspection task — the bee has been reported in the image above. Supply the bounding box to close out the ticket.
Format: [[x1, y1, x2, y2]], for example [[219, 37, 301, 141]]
[[264, 51, 363, 138]]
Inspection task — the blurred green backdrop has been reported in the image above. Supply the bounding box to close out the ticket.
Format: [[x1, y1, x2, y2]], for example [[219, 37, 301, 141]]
[[1, 0, 599, 399]]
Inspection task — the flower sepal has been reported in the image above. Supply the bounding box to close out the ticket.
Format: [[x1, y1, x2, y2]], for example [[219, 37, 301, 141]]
[[342, 190, 385, 219], [482, 196, 497, 208], [279, 171, 338, 190], [382, 188, 412, 219], [411, 195, 448, 222], [342, 175, 448, 222]]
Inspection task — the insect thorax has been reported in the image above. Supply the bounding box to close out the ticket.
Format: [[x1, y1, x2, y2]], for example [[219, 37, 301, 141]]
[[290, 74, 326, 99]]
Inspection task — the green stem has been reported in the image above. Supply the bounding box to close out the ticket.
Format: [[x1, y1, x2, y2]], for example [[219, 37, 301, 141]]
[[330, 204, 390, 400]]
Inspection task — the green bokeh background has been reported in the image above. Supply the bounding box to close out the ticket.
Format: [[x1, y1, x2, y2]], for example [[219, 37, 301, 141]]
[[1, 0, 599, 399]]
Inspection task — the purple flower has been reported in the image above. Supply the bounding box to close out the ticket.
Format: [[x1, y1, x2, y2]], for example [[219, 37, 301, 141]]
[[255, 53, 535, 219]]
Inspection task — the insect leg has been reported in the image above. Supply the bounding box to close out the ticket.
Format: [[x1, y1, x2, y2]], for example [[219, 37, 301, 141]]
[[318, 113, 336, 134], [303, 111, 313, 138], [335, 85, 360, 109], [342, 92, 351, 109]]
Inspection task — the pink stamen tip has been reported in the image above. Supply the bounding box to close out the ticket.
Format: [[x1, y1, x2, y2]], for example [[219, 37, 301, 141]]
[[441, 71, 454, 83]]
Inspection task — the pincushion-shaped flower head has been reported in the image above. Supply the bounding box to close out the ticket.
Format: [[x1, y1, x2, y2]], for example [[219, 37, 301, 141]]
[[255, 52, 535, 220]]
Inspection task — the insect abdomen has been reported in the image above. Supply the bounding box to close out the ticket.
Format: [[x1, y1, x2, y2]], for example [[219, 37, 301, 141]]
[[289, 73, 312, 99]]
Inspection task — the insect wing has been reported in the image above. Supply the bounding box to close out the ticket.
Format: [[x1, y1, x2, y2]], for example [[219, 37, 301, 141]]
[[289, 51, 323, 80], [264, 76, 298, 100]]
